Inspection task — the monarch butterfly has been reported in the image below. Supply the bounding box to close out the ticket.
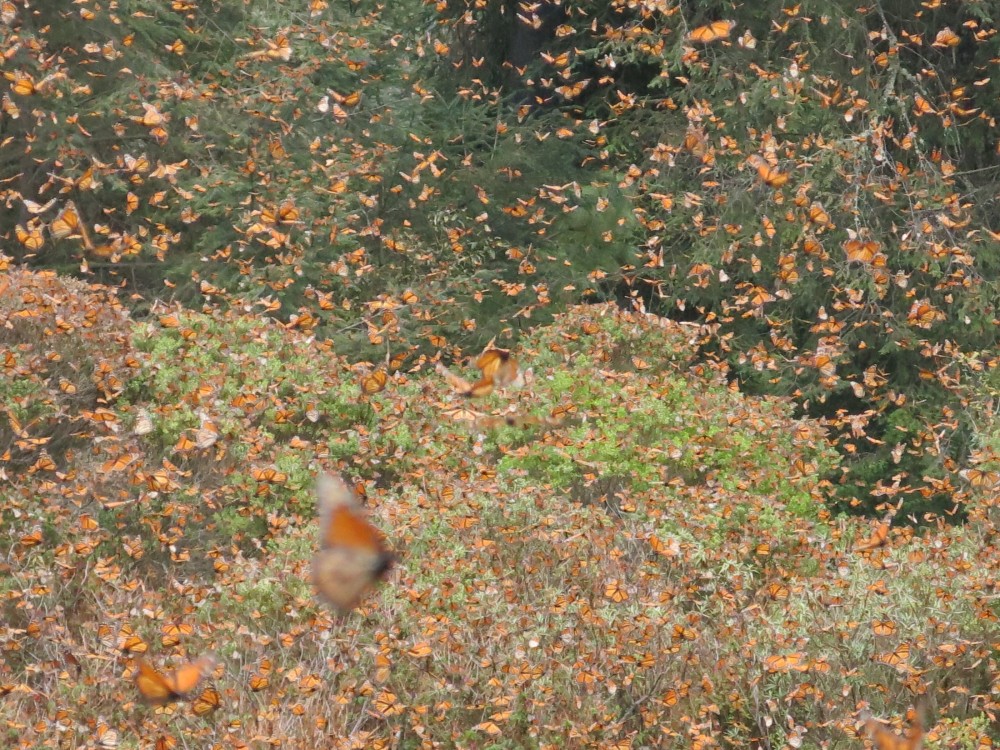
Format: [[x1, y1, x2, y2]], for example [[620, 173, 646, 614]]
[[873, 619, 898, 636], [191, 687, 221, 716], [672, 624, 697, 642], [436, 347, 522, 398], [194, 421, 219, 450], [361, 369, 388, 395], [815, 354, 837, 378], [855, 505, 899, 552], [5, 71, 35, 96], [50, 201, 95, 250], [874, 642, 911, 668], [763, 582, 790, 601], [960, 468, 999, 489], [312, 473, 394, 611], [932, 27, 960, 48], [912, 95, 937, 116], [476, 347, 517, 382], [134, 654, 217, 706], [555, 79, 590, 100], [844, 239, 881, 265], [261, 201, 300, 225], [173, 433, 197, 452], [443, 405, 485, 422], [251, 467, 288, 484], [94, 725, 118, 749], [468, 348, 521, 397], [907, 301, 940, 329], [373, 689, 404, 717], [807, 202, 831, 226], [687, 20, 735, 43], [246, 34, 291, 61], [755, 161, 789, 189], [662, 682, 690, 706], [863, 696, 927, 750], [604, 580, 629, 603], [855, 521, 890, 552], [15, 223, 45, 251], [134, 102, 165, 127], [764, 652, 807, 673]]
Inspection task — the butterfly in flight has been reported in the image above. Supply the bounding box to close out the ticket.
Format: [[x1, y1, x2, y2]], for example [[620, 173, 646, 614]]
[[855, 502, 901, 552], [437, 346, 524, 398], [312, 473, 394, 611], [133, 654, 217, 706], [863, 695, 927, 750]]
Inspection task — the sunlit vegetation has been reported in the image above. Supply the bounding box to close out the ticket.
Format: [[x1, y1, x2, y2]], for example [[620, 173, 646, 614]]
[[1, 269, 998, 748], [2, 0, 999, 747]]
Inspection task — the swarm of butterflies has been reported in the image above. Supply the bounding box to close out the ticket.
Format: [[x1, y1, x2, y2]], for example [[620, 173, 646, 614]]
[[132, 346, 930, 748]]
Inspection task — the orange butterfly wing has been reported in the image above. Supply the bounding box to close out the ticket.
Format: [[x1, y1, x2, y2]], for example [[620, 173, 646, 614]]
[[864, 710, 924, 750], [467, 349, 506, 396], [437, 348, 522, 398], [855, 520, 891, 551], [467, 375, 497, 398], [323, 503, 387, 551], [191, 687, 221, 716], [688, 20, 734, 43], [757, 163, 789, 188], [313, 474, 393, 611], [50, 201, 94, 250], [475, 349, 506, 379], [361, 369, 388, 395], [50, 206, 80, 239], [134, 655, 215, 706], [862, 696, 927, 750], [491, 356, 520, 388], [436, 361, 476, 395], [472, 348, 520, 395], [135, 659, 175, 706], [865, 720, 905, 750], [167, 654, 217, 694]]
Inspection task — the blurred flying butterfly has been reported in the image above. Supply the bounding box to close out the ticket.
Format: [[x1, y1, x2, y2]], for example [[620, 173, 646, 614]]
[[437, 346, 524, 398], [312, 473, 394, 611], [855, 503, 900, 552], [755, 161, 788, 189], [473, 348, 521, 393], [863, 695, 927, 750], [133, 654, 217, 706]]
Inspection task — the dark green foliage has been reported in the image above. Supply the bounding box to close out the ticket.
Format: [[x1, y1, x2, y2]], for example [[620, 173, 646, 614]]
[[3, 0, 997, 520]]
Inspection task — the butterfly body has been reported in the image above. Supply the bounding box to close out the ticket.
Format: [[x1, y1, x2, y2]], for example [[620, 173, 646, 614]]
[[312, 473, 393, 611], [134, 654, 216, 706]]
